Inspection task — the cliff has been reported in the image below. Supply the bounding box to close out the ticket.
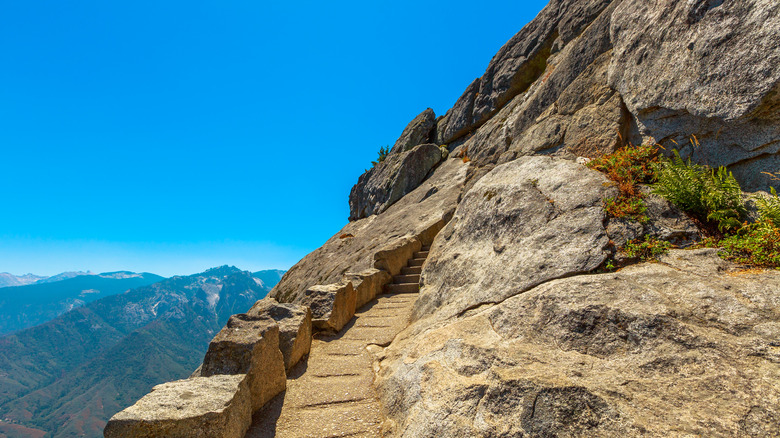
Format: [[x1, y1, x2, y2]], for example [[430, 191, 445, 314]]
[[107, 1, 780, 436]]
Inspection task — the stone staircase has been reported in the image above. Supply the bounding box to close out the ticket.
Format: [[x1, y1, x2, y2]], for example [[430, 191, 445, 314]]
[[246, 248, 430, 437], [385, 246, 429, 294]]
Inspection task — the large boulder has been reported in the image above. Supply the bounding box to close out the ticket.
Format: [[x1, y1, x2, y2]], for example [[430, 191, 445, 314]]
[[413, 155, 617, 321], [389, 108, 437, 154], [200, 318, 286, 410], [609, 0, 780, 191], [377, 249, 780, 437], [245, 299, 312, 373], [349, 143, 445, 221], [104, 375, 252, 438]]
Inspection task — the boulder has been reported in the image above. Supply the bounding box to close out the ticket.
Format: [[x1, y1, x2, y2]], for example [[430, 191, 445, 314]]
[[349, 143, 445, 221], [389, 108, 437, 154], [104, 375, 252, 438], [413, 155, 618, 321], [245, 299, 312, 373], [377, 250, 780, 436], [200, 318, 286, 410], [609, 0, 780, 191], [302, 282, 357, 332], [345, 269, 392, 309]]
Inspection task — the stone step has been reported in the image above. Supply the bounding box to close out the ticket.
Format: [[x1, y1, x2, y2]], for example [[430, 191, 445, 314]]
[[386, 283, 420, 294], [401, 266, 422, 275], [413, 251, 429, 259], [407, 258, 426, 267], [421, 246, 431, 252], [393, 274, 420, 284]]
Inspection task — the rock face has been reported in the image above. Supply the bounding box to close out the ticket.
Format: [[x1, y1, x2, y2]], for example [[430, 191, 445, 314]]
[[104, 375, 252, 438], [201, 318, 286, 410], [389, 108, 437, 154], [349, 143, 445, 221], [609, 0, 780, 191], [426, 0, 779, 190], [245, 299, 312, 373], [377, 249, 780, 437]]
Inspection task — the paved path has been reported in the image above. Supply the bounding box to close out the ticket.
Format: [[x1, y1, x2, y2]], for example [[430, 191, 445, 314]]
[[246, 292, 418, 438]]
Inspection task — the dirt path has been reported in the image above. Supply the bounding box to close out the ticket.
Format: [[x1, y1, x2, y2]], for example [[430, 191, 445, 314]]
[[246, 292, 418, 438]]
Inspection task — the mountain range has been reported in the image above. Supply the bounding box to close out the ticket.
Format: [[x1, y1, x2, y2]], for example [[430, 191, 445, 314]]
[[0, 266, 283, 438], [0, 272, 164, 335]]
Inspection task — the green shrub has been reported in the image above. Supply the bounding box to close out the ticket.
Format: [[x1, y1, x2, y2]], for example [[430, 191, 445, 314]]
[[719, 221, 780, 268], [652, 150, 745, 232], [621, 236, 672, 261]]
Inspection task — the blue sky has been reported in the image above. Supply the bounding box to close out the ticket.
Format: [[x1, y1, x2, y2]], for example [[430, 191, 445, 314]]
[[0, 1, 548, 277]]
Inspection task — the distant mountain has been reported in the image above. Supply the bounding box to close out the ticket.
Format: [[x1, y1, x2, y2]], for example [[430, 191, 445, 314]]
[[0, 273, 46, 288], [252, 269, 285, 289], [34, 271, 93, 284], [0, 266, 270, 438], [0, 272, 164, 335]]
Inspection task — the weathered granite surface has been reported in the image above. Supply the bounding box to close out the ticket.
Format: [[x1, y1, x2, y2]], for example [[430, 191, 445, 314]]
[[377, 249, 780, 437]]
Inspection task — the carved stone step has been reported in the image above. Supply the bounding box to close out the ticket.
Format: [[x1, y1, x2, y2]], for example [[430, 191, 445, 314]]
[[386, 283, 420, 294], [407, 258, 426, 267], [401, 266, 422, 275], [413, 251, 429, 259], [393, 274, 420, 284]]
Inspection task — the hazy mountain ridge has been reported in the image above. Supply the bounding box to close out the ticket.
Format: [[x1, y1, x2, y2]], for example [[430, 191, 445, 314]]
[[0, 273, 46, 288], [0, 265, 283, 438], [0, 272, 164, 335]]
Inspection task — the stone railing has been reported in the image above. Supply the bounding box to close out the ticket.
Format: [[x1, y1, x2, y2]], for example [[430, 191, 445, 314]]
[[104, 218, 447, 438]]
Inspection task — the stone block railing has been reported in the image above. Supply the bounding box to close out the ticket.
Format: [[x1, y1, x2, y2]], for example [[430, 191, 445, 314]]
[[104, 217, 448, 437]]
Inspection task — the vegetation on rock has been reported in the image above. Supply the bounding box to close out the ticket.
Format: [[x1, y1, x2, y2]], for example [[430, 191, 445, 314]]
[[652, 148, 745, 233], [370, 145, 389, 167], [621, 235, 672, 261], [586, 143, 659, 222], [588, 142, 780, 269]]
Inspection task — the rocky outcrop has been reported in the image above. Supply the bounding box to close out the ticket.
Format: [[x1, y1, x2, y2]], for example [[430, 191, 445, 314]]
[[349, 143, 446, 221], [431, 0, 779, 190], [376, 249, 780, 437], [389, 108, 437, 154], [104, 375, 252, 438]]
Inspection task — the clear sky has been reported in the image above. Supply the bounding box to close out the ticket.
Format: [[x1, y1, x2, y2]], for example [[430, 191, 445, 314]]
[[0, 0, 548, 277]]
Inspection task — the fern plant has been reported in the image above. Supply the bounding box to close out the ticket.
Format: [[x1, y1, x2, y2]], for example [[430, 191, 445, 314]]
[[756, 187, 780, 228], [652, 150, 745, 232]]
